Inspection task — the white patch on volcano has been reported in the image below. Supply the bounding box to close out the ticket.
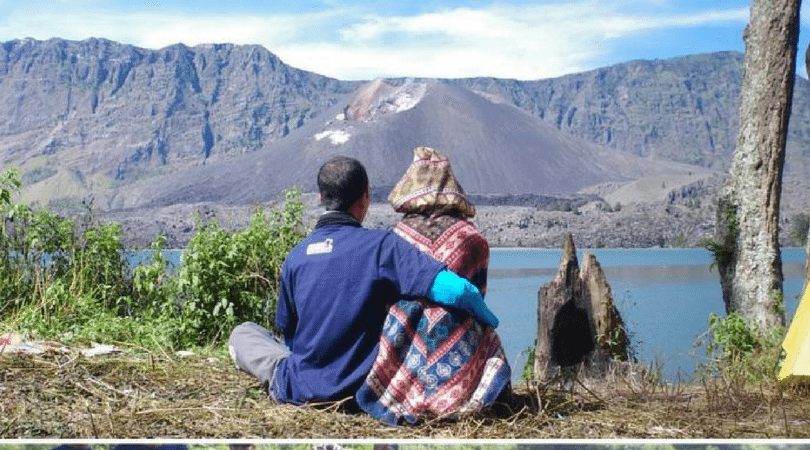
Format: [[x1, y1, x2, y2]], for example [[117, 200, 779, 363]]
[[314, 129, 351, 145], [345, 78, 427, 122], [385, 82, 425, 113]]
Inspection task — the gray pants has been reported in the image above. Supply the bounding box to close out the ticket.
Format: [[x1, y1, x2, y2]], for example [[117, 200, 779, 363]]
[[228, 322, 290, 400]]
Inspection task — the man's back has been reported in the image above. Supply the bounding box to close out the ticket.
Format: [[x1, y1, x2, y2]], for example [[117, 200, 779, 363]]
[[272, 219, 445, 404]]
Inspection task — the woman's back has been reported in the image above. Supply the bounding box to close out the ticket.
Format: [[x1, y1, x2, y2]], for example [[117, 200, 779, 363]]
[[355, 147, 510, 425]]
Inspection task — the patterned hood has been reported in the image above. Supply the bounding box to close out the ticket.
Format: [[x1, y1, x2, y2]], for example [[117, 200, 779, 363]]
[[387, 146, 476, 218]]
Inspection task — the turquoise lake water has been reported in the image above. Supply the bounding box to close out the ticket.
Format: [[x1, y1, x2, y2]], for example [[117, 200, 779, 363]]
[[487, 247, 807, 383]]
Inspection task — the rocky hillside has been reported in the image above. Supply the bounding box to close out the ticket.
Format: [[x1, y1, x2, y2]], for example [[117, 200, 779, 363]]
[[453, 52, 810, 217], [3, 38, 810, 248], [453, 52, 810, 170], [0, 37, 359, 203], [2, 38, 809, 206]]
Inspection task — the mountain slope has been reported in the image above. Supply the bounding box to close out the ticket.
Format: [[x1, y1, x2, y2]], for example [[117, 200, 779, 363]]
[[1, 38, 808, 213], [0, 37, 359, 203], [453, 52, 810, 170], [117, 79, 709, 208]]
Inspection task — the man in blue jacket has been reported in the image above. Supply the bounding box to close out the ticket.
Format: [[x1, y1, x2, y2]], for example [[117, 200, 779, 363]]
[[228, 156, 498, 405]]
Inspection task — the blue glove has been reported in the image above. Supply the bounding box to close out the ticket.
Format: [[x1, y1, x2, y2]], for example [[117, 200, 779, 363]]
[[427, 270, 499, 328]]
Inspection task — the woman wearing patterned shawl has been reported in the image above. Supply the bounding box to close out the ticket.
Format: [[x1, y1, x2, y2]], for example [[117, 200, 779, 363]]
[[355, 147, 511, 426]]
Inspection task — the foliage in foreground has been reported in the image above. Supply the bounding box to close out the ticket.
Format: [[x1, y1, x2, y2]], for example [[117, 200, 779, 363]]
[[701, 311, 785, 386], [0, 168, 307, 350], [172, 189, 306, 346]]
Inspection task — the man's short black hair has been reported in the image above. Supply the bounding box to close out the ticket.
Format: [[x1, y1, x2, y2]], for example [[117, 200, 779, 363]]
[[317, 156, 369, 211]]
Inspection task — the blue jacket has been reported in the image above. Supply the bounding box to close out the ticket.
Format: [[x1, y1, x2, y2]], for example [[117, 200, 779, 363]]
[[272, 212, 446, 404]]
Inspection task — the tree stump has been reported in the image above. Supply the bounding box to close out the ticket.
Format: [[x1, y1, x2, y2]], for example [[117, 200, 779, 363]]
[[534, 233, 629, 382]]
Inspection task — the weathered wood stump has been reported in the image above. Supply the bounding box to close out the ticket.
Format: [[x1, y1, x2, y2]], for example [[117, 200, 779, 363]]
[[534, 233, 629, 382]]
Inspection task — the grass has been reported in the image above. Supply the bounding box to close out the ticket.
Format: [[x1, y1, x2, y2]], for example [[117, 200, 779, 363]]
[[3, 343, 810, 439]]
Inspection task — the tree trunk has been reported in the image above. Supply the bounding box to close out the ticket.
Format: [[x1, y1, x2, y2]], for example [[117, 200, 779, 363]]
[[715, 0, 800, 331], [534, 233, 628, 381], [805, 43, 810, 291]]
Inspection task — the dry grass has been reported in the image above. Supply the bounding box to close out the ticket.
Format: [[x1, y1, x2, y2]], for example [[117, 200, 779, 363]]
[[3, 347, 810, 439]]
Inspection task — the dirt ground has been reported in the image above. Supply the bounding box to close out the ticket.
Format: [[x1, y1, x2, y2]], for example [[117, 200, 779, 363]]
[[2, 346, 809, 440]]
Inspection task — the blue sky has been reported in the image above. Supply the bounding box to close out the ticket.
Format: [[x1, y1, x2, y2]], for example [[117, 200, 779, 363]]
[[0, 0, 808, 80]]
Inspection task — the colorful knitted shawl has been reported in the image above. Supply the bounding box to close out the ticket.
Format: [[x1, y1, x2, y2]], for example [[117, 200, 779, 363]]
[[356, 147, 511, 425]]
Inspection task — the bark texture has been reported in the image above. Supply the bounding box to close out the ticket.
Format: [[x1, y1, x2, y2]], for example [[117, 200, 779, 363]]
[[534, 233, 629, 381], [805, 43, 810, 291], [715, 0, 800, 330]]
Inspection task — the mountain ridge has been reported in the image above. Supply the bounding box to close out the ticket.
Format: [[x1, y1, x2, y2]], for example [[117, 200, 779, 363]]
[[452, 51, 810, 169], [1, 38, 808, 222], [0, 37, 360, 204]]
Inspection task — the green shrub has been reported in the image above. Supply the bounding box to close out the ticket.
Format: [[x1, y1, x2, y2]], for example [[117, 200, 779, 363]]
[[707, 312, 758, 359], [1, 165, 307, 351], [522, 343, 536, 385], [172, 189, 307, 347], [131, 234, 175, 311], [4, 200, 130, 343], [0, 175, 81, 318], [703, 311, 784, 384]]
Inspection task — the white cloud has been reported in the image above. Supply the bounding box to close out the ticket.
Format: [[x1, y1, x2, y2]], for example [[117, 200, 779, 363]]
[[0, 7, 340, 49], [280, 3, 749, 79], [0, 1, 752, 80], [597, 8, 749, 37]]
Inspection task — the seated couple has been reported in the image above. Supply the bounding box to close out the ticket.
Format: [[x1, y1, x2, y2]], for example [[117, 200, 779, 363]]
[[228, 147, 511, 425]]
